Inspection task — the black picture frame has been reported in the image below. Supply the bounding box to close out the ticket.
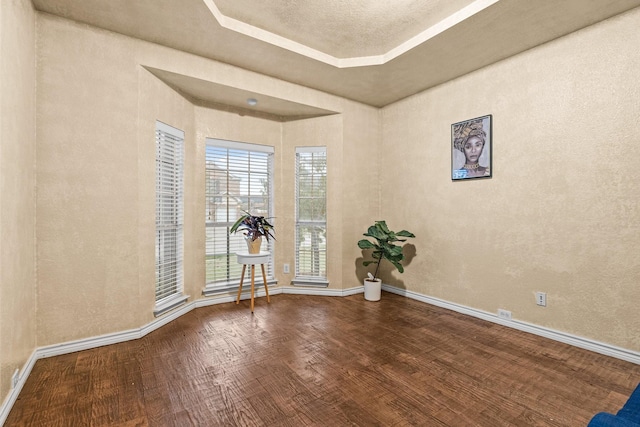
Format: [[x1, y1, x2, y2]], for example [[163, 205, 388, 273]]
[[451, 114, 492, 180]]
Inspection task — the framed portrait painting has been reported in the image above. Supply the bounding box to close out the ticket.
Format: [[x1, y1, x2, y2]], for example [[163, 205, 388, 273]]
[[451, 114, 492, 180]]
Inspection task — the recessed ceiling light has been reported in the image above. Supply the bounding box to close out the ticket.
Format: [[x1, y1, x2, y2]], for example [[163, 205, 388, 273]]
[[247, 98, 258, 106]]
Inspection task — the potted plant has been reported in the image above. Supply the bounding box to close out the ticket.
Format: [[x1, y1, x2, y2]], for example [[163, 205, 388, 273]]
[[230, 211, 275, 254], [357, 220, 415, 301]]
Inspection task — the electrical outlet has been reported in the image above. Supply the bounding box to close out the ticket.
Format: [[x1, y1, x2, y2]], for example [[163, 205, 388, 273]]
[[498, 309, 512, 320], [11, 369, 19, 389], [536, 292, 547, 307], [283, 263, 290, 274]]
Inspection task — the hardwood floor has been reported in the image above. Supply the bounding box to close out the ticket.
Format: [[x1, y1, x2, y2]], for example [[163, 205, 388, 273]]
[[6, 292, 640, 426]]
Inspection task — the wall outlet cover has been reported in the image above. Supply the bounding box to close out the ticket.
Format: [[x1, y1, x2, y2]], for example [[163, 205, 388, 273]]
[[498, 309, 512, 320], [536, 292, 547, 307]]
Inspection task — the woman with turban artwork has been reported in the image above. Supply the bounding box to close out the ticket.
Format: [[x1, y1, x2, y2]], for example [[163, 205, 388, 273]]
[[452, 115, 492, 180]]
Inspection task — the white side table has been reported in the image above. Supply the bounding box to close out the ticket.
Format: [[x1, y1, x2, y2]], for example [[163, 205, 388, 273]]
[[235, 251, 271, 313]]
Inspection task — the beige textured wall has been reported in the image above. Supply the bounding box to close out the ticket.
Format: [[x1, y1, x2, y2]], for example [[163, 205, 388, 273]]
[[279, 106, 381, 289], [342, 105, 382, 285], [0, 0, 37, 403], [381, 8, 640, 351], [36, 16, 144, 345], [281, 115, 343, 287], [33, 12, 378, 348], [0, 0, 36, 400], [137, 70, 195, 321]]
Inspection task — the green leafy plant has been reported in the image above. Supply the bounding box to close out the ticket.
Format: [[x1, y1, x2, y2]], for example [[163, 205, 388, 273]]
[[357, 220, 415, 280], [230, 211, 275, 242]]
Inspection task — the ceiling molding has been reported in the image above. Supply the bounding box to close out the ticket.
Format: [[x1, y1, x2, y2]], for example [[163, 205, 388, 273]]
[[203, 0, 499, 68], [31, 0, 640, 107], [382, 0, 499, 66]]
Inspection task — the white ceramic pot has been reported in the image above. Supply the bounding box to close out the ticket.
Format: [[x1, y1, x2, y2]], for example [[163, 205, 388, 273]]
[[364, 278, 382, 301]]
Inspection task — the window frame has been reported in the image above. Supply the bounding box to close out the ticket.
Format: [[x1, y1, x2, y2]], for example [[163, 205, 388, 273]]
[[293, 146, 329, 287], [154, 121, 188, 316], [204, 138, 276, 296]]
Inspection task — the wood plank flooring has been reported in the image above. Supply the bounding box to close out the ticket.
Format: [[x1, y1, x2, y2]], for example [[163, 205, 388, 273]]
[[6, 292, 640, 426]]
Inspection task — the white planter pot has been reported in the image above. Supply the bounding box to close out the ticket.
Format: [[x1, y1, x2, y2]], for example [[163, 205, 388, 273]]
[[364, 278, 382, 301]]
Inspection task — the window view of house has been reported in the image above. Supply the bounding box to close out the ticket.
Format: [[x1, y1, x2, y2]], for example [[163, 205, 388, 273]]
[[204, 139, 274, 293], [295, 147, 327, 284]]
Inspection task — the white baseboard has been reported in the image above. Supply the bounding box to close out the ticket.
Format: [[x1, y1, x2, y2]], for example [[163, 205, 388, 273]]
[[0, 349, 37, 427], [280, 285, 363, 297], [382, 284, 640, 365], [3, 284, 638, 425], [194, 285, 362, 308], [26, 285, 364, 360]]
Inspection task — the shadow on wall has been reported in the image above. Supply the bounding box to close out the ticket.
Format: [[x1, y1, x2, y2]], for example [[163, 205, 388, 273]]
[[355, 243, 417, 290]]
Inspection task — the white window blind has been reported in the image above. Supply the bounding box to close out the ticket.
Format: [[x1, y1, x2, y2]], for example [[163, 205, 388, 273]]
[[204, 138, 275, 294], [294, 147, 328, 286], [155, 121, 186, 313]]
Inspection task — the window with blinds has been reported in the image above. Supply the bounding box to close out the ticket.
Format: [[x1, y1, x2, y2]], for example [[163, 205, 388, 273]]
[[155, 121, 187, 316], [294, 147, 328, 286], [204, 138, 275, 295]]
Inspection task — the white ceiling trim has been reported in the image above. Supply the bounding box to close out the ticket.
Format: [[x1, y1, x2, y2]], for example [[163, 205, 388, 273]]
[[202, 0, 500, 69], [383, 0, 500, 64], [202, 0, 341, 66]]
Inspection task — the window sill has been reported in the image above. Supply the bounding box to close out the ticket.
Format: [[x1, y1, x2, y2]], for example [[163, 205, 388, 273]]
[[154, 294, 189, 317], [202, 278, 278, 297], [292, 278, 329, 288]]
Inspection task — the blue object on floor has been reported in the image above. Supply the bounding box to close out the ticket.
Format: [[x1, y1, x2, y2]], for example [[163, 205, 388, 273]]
[[588, 384, 640, 426]]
